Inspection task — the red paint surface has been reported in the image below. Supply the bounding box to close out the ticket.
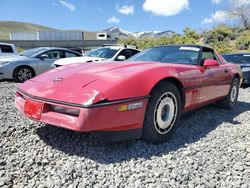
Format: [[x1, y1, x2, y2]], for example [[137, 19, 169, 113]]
[[16, 57, 242, 132], [16, 92, 148, 131]]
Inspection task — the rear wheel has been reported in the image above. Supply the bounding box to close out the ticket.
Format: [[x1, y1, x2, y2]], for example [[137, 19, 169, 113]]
[[217, 78, 240, 109], [143, 82, 182, 143], [14, 67, 34, 83]]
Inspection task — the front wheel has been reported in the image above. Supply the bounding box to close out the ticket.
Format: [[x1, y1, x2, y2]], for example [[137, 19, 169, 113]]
[[142, 82, 182, 143], [14, 67, 34, 83], [217, 78, 240, 109]]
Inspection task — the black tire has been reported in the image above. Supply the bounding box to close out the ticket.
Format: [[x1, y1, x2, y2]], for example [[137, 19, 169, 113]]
[[142, 81, 182, 143], [13, 66, 34, 83], [217, 77, 240, 110]]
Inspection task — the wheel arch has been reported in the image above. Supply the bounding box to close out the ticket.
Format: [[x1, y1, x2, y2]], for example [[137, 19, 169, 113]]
[[12, 65, 36, 79], [150, 77, 185, 109], [234, 73, 240, 80]]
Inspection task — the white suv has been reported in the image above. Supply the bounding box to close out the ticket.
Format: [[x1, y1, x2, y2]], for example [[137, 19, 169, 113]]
[[52, 45, 140, 67], [0, 42, 18, 56]]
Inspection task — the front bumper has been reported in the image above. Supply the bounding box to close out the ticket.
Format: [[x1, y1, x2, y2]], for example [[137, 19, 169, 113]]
[[15, 90, 148, 133], [0, 66, 13, 79]]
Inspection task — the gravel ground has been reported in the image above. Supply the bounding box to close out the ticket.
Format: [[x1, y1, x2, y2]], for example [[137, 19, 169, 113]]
[[0, 81, 250, 188]]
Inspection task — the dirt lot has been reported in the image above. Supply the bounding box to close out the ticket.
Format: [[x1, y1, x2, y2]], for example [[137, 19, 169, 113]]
[[0, 81, 250, 188]]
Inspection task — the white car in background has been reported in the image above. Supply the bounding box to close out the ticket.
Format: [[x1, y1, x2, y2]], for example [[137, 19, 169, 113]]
[[0, 42, 18, 56], [52, 45, 140, 67]]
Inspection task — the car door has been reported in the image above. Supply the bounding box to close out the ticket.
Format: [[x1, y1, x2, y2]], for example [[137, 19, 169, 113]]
[[198, 48, 231, 103], [36, 50, 62, 75]]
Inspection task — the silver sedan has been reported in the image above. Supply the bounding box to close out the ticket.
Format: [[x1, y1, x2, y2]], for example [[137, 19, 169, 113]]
[[0, 47, 81, 82]]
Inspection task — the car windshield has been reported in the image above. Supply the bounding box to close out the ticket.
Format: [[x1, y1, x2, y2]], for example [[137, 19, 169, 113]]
[[20, 48, 48, 57], [127, 46, 200, 65], [85, 47, 119, 59], [223, 54, 250, 64]]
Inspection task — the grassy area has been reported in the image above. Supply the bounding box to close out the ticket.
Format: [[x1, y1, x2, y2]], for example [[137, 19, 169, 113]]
[[0, 20, 97, 40]]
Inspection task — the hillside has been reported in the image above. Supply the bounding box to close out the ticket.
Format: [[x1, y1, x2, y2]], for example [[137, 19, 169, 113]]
[[0, 21, 58, 39], [0, 21, 97, 40]]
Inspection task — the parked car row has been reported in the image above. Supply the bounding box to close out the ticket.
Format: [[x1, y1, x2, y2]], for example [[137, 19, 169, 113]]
[[15, 44, 243, 143], [0, 44, 140, 82]]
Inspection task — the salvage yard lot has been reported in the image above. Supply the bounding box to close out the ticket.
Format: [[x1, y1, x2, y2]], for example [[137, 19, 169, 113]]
[[0, 81, 250, 187]]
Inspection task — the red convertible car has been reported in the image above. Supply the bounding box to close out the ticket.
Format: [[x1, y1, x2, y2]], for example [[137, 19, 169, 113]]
[[15, 45, 242, 143]]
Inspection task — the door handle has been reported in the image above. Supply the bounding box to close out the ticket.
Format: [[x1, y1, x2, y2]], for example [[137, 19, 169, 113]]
[[224, 69, 228, 73]]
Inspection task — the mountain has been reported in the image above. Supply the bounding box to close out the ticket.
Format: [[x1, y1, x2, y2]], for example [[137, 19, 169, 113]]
[[0, 21, 97, 40], [102, 27, 137, 38], [102, 27, 177, 39]]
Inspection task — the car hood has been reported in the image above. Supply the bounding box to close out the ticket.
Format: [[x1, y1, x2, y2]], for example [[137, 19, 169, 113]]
[[18, 61, 160, 105], [54, 56, 107, 66], [0, 55, 32, 61]]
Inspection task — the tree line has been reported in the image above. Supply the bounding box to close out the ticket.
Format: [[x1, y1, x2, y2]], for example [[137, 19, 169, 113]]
[[119, 25, 250, 54]]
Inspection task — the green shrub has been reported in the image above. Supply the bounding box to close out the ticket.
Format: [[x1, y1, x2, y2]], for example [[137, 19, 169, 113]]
[[210, 41, 234, 54], [235, 31, 250, 50], [118, 28, 200, 50], [204, 24, 233, 44]]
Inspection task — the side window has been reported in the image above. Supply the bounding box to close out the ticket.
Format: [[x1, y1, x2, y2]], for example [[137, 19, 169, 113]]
[[0, 45, 14, 53], [201, 48, 221, 64], [130, 49, 140, 57], [64, 51, 79, 58], [117, 49, 133, 60], [202, 52, 215, 60], [43, 50, 62, 59]]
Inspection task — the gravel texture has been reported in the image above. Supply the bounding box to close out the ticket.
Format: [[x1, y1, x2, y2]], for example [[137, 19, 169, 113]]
[[0, 81, 250, 188]]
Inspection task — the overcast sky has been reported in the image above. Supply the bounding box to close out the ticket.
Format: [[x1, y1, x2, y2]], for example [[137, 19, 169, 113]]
[[0, 0, 248, 33]]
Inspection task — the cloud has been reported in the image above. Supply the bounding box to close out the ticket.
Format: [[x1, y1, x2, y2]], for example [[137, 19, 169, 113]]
[[228, 0, 250, 11], [117, 5, 134, 15], [107, 16, 120, 23], [230, 0, 250, 6], [202, 0, 250, 24], [212, 0, 222, 4], [142, 0, 189, 16], [202, 11, 230, 24], [59, 1, 75, 11]]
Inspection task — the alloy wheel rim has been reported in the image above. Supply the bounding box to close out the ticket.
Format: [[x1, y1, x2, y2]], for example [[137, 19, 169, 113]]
[[154, 92, 178, 135], [17, 69, 32, 82]]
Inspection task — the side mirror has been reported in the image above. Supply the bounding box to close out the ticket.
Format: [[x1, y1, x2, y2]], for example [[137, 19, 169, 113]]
[[203, 59, 219, 67], [39, 54, 49, 60], [117, 55, 126, 61]]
